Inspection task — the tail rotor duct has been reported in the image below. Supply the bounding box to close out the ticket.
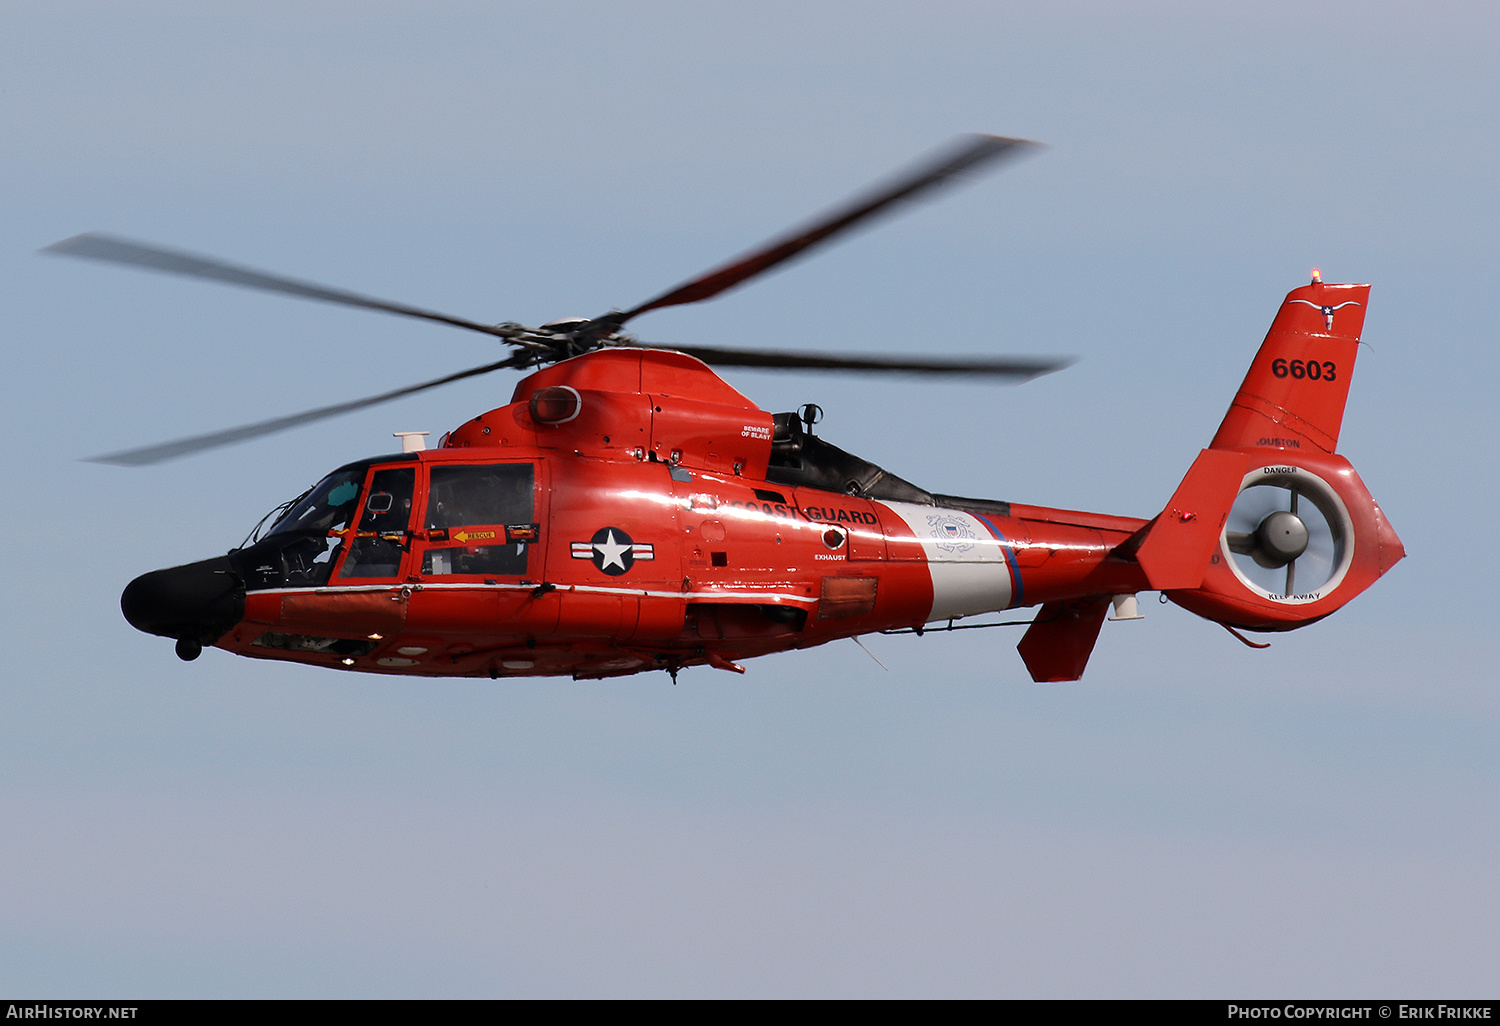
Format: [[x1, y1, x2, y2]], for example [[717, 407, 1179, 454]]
[[1222, 468, 1351, 601]]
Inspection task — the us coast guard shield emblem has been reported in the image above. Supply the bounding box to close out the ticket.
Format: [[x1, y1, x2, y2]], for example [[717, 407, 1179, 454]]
[[925, 513, 976, 554]]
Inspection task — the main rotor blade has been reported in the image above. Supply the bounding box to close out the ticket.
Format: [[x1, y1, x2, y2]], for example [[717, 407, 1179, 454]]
[[87, 356, 525, 466], [43, 233, 517, 340], [604, 134, 1039, 327], [668, 343, 1070, 380]]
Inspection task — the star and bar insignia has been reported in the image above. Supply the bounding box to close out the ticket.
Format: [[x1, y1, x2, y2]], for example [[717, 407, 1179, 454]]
[[570, 527, 655, 576]]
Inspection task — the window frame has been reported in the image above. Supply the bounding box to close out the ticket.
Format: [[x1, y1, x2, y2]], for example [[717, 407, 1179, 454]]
[[333, 463, 420, 583], [410, 458, 545, 583]]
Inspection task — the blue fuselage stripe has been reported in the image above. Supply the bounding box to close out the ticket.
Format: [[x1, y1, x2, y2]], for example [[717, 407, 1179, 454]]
[[971, 512, 1022, 608]]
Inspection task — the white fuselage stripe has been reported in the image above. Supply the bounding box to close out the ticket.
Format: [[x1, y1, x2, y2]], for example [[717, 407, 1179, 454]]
[[248, 582, 817, 604], [882, 501, 1015, 622]]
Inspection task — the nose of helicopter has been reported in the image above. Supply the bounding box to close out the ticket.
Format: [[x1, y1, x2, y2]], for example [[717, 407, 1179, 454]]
[[121, 556, 245, 659]]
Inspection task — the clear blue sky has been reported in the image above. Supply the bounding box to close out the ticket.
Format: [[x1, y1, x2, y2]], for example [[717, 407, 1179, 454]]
[[2, 0, 1496, 997]]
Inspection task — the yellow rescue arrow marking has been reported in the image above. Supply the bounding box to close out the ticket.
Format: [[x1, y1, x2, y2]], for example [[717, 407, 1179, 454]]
[[450, 529, 497, 544]]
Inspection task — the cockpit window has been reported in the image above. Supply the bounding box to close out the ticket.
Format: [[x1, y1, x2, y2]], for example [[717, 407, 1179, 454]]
[[232, 455, 419, 592], [267, 467, 366, 537], [234, 464, 368, 590], [339, 466, 416, 579]]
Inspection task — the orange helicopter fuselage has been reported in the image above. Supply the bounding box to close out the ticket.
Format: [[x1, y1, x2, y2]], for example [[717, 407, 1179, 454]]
[[213, 348, 1148, 679]]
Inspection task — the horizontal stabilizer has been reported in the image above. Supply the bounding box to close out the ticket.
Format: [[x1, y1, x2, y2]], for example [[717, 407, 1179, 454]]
[[1133, 448, 1248, 591]]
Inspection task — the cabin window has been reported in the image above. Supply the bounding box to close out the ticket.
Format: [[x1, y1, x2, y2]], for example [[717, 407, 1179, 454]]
[[421, 463, 535, 577]]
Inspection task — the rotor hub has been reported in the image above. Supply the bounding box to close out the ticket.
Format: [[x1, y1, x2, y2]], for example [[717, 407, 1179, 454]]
[[1255, 509, 1309, 566]]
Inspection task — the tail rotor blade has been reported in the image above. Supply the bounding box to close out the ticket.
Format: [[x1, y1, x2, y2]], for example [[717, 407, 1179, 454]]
[[1227, 484, 1288, 535]]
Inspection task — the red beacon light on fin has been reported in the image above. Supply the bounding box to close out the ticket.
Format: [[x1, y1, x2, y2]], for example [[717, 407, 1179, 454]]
[[1310, 268, 1322, 284]]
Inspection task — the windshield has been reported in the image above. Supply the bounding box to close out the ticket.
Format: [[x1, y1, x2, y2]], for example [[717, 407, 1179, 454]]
[[267, 467, 367, 537], [233, 459, 393, 591]]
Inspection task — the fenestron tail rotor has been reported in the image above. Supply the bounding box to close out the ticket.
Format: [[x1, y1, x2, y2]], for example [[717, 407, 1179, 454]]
[[46, 134, 1066, 464], [1224, 475, 1348, 600]]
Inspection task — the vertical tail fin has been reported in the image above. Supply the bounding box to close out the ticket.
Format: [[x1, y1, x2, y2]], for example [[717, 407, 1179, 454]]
[[1211, 279, 1369, 453]]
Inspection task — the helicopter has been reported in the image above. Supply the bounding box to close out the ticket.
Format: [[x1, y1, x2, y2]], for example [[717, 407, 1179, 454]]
[[46, 135, 1404, 682]]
